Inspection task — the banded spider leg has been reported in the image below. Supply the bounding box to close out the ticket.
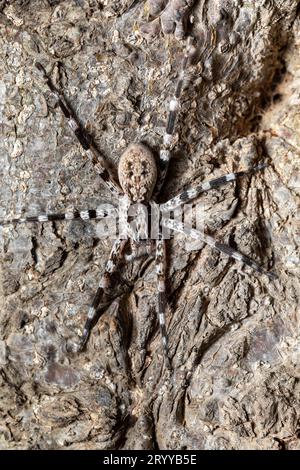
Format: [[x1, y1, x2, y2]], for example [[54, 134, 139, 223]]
[[0, 207, 117, 226], [79, 238, 128, 350], [160, 164, 277, 279], [160, 163, 268, 212], [162, 219, 277, 279], [155, 236, 171, 369], [154, 35, 196, 196], [35, 62, 122, 197]]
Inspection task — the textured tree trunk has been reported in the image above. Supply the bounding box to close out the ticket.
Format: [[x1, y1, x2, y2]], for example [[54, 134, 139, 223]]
[[0, 0, 299, 450]]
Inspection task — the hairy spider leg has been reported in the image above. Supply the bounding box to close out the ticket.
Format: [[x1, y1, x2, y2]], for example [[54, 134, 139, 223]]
[[155, 236, 172, 369], [0, 207, 117, 226], [162, 218, 277, 279], [160, 163, 268, 212], [154, 36, 196, 196], [35, 62, 122, 197], [79, 238, 128, 350]]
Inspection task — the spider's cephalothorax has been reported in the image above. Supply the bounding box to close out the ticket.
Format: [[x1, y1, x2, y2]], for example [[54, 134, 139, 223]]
[[0, 37, 277, 371], [118, 143, 157, 203]]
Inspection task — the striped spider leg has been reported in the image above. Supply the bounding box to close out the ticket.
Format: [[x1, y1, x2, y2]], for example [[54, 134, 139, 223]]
[[154, 36, 196, 196], [162, 219, 277, 279], [155, 235, 171, 369], [160, 164, 277, 279], [79, 238, 128, 350], [0, 206, 118, 226], [160, 163, 269, 212], [35, 63, 122, 198]]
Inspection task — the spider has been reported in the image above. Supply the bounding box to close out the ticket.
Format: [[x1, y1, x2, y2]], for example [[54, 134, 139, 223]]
[[0, 36, 276, 370]]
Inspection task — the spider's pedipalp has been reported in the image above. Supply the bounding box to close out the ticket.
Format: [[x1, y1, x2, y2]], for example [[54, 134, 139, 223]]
[[118, 143, 157, 203]]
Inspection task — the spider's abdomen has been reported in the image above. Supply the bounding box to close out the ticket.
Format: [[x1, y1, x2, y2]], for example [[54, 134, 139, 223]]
[[118, 143, 157, 203]]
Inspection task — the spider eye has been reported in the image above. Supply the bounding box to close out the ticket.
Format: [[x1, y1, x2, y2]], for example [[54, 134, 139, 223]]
[[128, 171, 133, 177]]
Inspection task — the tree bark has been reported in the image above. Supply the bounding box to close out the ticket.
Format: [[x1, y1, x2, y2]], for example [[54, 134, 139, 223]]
[[0, 0, 299, 450]]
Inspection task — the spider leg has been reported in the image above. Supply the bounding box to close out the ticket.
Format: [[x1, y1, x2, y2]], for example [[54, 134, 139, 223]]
[[154, 36, 195, 196], [155, 236, 172, 369], [161, 163, 268, 212], [162, 218, 277, 279], [0, 207, 117, 226], [79, 238, 128, 350], [35, 62, 122, 197]]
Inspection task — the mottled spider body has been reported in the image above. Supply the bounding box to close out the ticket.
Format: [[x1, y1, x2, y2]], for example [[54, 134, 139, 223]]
[[0, 36, 276, 370], [118, 143, 157, 204]]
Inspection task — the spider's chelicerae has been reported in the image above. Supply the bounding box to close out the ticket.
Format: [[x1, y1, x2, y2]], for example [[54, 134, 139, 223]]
[[1, 36, 276, 370]]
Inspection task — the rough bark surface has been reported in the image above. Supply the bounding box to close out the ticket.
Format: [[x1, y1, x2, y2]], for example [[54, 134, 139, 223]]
[[0, 0, 299, 450]]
